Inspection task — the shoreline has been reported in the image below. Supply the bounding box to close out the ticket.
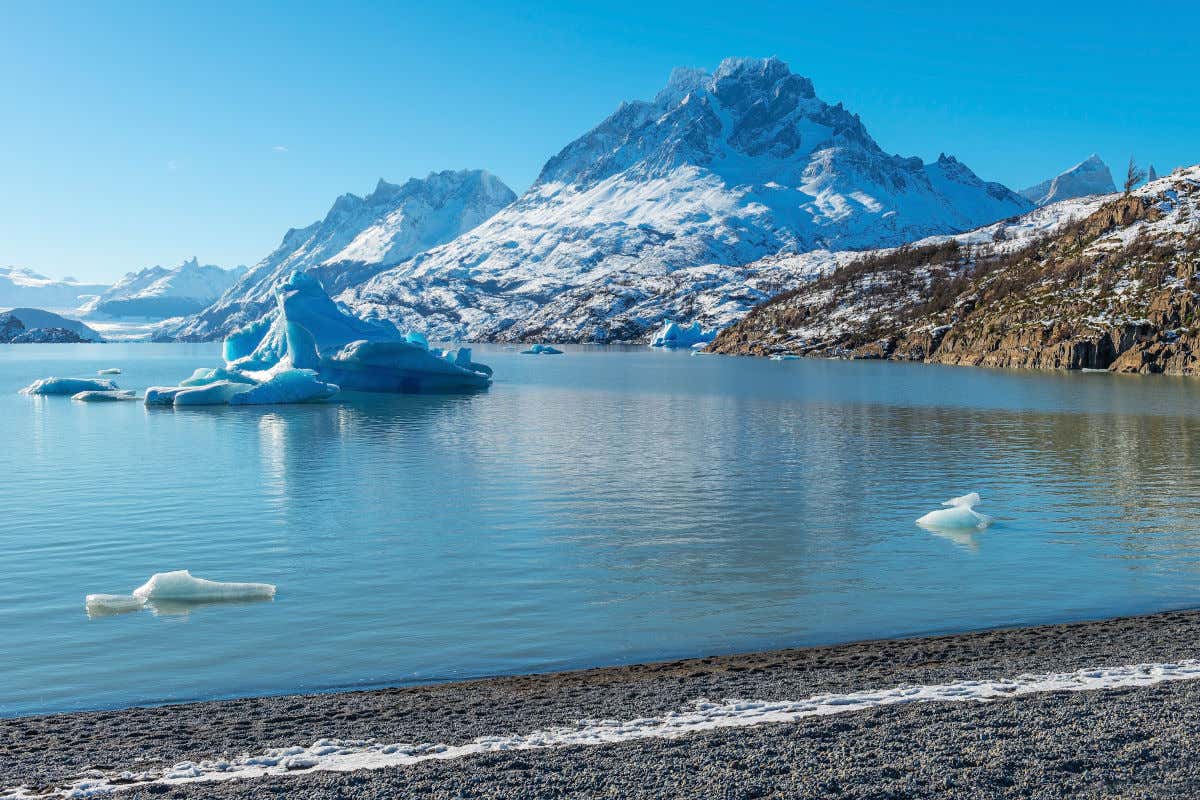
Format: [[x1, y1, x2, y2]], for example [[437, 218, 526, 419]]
[[8, 607, 1200, 797]]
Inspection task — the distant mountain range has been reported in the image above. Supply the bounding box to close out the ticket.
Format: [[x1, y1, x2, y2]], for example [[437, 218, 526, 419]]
[[82, 258, 247, 319], [712, 166, 1200, 374], [0, 267, 106, 311], [3, 59, 1145, 347]]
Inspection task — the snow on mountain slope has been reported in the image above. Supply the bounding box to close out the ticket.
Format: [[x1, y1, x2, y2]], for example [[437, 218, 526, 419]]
[[0, 267, 107, 311], [162, 170, 515, 341], [1020, 155, 1117, 206], [81, 258, 246, 319], [343, 57, 1033, 342]]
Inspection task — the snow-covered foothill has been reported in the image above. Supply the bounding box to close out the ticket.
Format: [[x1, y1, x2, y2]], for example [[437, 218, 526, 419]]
[[916, 493, 993, 530], [651, 320, 718, 349], [521, 344, 563, 355], [21, 377, 119, 396]]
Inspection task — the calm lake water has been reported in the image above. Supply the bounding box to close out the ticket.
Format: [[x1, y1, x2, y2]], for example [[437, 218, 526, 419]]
[[4, 343, 1200, 717]]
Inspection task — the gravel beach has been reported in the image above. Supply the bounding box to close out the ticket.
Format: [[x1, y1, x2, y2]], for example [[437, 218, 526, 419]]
[[6, 608, 1200, 799]]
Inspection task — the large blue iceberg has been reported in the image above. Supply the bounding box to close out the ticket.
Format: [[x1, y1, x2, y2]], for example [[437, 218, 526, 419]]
[[650, 320, 718, 349], [146, 271, 491, 406]]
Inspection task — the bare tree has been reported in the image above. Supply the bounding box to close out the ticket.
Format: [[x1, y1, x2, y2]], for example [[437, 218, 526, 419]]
[[1125, 156, 1146, 195]]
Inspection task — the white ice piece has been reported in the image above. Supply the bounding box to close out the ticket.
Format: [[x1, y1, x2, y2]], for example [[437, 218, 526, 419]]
[[84, 594, 146, 615], [131, 570, 276, 603], [520, 343, 563, 355], [916, 492, 992, 529], [97, 368, 122, 375], [72, 390, 137, 402], [20, 377, 118, 396], [650, 320, 717, 349]]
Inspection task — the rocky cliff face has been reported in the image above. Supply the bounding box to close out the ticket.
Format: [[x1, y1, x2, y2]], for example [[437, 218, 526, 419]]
[[712, 167, 1200, 375], [1020, 155, 1117, 206]]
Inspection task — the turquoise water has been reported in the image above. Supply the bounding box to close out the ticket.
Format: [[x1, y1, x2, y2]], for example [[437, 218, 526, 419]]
[[5, 343, 1200, 717]]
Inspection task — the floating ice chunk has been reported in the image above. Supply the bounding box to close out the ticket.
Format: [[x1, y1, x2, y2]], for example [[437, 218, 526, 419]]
[[180, 367, 257, 387], [521, 344, 564, 355], [21, 377, 118, 396], [916, 492, 993, 530], [228, 368, 338, 405], [770, 354, 800, 361], [72, 390, 137, 402], [172, 380, 256, 406], [323, 340, 490, 393], [132, 570, 275, 602], [650, 320, 717, 349], [97, 368, 122, 375], [85, 594, 146, 616], [144, 386, 188, 406], [223, 316, 271, 363]]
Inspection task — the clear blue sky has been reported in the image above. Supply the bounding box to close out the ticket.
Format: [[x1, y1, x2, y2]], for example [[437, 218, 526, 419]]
[[2, 0, 1196, 282]]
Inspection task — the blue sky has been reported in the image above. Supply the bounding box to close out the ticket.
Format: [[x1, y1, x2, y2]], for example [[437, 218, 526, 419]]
[[2, 0, 1196, 282]]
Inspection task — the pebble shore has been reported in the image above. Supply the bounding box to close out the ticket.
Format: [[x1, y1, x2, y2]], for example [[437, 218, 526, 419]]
[[6, 608, 1200, 798]]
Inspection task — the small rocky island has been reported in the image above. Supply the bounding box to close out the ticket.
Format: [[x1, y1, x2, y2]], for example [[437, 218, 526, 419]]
[[0, 309, 101, 343], [711, 167, 1200, 375]]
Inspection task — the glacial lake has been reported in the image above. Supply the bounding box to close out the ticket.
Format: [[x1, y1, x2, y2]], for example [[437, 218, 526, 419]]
[[5, 343, 1200, 717]]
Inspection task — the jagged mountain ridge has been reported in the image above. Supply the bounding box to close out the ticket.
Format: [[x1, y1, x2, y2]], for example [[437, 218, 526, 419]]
[[1020, 155, 1117, 207], [162, 169, 515, 341], [340, 57, 1033, 342], [82, 258, 246, 319], [711, 166, 1200, 374]]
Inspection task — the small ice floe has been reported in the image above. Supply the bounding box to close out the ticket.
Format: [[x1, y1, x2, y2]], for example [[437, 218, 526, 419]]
[[521, 344, 564, 355], [769, 354, 800, 361], [20, 377, 118, 396], [916, 492, 993, 530], [650, 320, 717, 349], [72, 390, 138, 402], [85, 570, 276, 618], [97, 368, 122, 375]]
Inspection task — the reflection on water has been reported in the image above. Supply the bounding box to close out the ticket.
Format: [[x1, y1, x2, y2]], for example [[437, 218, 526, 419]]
[[5, 342, 1200, 716]]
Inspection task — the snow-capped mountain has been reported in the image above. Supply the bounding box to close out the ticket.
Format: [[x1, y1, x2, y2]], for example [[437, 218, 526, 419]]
[[163, 170, 515, 341], [1019, 155, 1116, 206], [81, 258, 247, 319], [0, 267, 108, 311], [342, 57, 1033, 342]]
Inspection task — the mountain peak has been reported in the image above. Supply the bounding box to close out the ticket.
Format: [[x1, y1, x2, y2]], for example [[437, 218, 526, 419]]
[[1020, 155, 1117, 206]]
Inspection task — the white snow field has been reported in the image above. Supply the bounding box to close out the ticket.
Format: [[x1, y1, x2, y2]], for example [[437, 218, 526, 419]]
[[8, 659, 1200, 798], [916, 493, 993, 530]]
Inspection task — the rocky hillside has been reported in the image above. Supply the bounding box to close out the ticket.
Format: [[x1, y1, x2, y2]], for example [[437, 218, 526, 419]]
[[711, 166, 1200, 374], [342, 57, 1031, 342], [0, 309, 102, 343]]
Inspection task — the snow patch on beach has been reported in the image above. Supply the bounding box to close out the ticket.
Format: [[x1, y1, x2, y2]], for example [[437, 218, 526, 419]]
[[9, 658, 1200, 798]]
